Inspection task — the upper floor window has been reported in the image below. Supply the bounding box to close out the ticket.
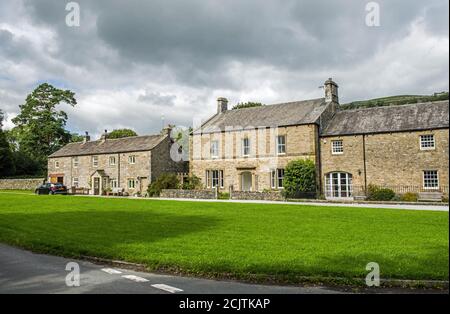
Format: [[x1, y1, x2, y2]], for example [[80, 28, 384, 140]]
[[242, 138, 250, 156], [210, 140, 219, 158], [72, 157, 79, 168], [128, 155, 136, 164], [332, 140, 344, 154], [55, 161, 60, 168], [109, 156, 116, 166], [420, 135, 435, 150], [276, 135, 286, 155], [92, 156, 98, 167], [423, 170, 439, 189]]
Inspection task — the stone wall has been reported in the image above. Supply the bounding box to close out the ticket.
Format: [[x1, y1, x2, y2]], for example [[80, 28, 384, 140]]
[[160, 189, 217, 199], [0, 178, 45, 190], [230, 190, 284, 201]]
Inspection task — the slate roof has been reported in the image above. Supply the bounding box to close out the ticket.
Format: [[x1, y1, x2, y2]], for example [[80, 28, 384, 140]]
[[197, 98, 327, 134], [321, 100, 449, 136], [49, 134, 167, 158]]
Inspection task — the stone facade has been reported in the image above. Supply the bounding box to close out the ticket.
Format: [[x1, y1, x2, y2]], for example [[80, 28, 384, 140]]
[[160, 189, 217, 199], [48, 135, 187, 195], [230, 190, 284, 201], [0, 178, 45, 190], [190, 124, 319, 192], [320, 129, 449, 197]]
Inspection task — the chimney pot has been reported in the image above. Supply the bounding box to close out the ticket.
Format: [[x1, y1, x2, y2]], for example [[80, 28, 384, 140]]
[[83, 131, 90, 143]]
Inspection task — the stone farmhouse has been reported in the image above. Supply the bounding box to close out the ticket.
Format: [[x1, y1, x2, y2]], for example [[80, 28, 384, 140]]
[[190, 78, 449, 199], [48, 128, 186, 195]]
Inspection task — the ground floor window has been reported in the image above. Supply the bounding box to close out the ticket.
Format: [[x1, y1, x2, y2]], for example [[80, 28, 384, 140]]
[[423, 170, 439, 189], [128, 179, 136, 189], [270, 169, 284, 189], [325, 172, 353, 198], [72, 177, 79, 187], [206, 170, 224, 188], [110, 179, 118, 188]]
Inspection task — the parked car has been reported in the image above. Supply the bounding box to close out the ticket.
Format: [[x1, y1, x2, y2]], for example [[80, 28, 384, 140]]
[[35, 183, 68, 195]]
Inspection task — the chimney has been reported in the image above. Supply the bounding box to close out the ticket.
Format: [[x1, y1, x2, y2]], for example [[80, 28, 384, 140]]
[[217, 97, 228, 114], [324, 78, 339, 103], [83, 131, 90, 143], [101, 129, 108, 143], [162, 125, 172, 138]]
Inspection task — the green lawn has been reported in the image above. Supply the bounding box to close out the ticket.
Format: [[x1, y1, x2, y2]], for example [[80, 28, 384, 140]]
[[0, 191, 448, 283]]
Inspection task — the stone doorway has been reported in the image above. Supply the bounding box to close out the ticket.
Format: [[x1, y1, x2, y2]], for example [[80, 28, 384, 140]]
[[241, 171, 252, 191]]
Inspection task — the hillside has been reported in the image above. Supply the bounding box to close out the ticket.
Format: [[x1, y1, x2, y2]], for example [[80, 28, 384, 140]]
[[341, 92, 449, 110]]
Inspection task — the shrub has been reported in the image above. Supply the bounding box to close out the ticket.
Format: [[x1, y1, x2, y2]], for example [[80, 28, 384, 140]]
[[182, 175, 202, 190], [401, 192, 418, 202], [147, 173, 180, 197], [366, 184, 395, 201], [218, 192, 230, 200], [283, 159, 316, 198]]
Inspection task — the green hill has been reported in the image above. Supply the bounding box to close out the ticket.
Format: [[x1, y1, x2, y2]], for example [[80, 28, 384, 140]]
[[341, 92, 449, 110]]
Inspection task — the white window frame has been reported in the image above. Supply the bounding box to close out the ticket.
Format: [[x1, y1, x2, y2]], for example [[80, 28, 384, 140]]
[[128, 178, 136, 189], [110, 179, 118, 188], [205, 170, 210, 188], [276, 135, 286, 155], [72, 157, 79, 168], [92, 156, 99, 167], [270, 170, 276, 189], [109, 156, 116, 166], [420, 135, 435, 150], [277, 168, 285, 189], [72, 177, 79, 188], [55, 160, 60, 169], [331, 140, 344, 155], [210, 140, 219, 158], [242, 138, 250, 156], [325, 172, 353, 198], [423, 170, 439, 190], [128, 155, 136, 164]]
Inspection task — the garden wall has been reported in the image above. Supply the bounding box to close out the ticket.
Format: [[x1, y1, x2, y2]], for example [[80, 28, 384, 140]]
[[230, 191, 284, 201], [160, 189, 217, 199], [0, 178, 45, 190]]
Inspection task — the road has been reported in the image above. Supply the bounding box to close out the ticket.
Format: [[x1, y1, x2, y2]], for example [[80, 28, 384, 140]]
[[0, 244, 343, 294]]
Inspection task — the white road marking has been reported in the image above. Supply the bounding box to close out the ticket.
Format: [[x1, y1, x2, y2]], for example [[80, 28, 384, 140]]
[[122, 275, 149, 283], [151, 284, 183, 293], [101, 268, 122, 274]]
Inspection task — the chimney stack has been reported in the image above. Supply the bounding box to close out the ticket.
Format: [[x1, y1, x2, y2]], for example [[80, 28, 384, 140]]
[[324, 78, 339, 104], [101, 129, 108, 142], [83, 131, 90, 143], [162, 125, 172, 138], [217, 97, 228, 114]]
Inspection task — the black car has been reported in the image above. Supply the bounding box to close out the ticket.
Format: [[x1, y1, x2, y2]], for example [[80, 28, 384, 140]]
[[35, 183, 68, 195]]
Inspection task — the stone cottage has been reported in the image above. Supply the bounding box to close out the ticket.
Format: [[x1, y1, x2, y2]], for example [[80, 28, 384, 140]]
[[190, 78, 449, 199], [48, 128, 186, 195]]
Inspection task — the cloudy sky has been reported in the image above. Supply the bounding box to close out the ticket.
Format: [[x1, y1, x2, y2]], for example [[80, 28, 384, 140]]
[[0, 0, 448, 138]]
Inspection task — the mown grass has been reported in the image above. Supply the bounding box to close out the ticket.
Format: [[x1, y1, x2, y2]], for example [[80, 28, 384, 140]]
[[0, 191, 448, 283]]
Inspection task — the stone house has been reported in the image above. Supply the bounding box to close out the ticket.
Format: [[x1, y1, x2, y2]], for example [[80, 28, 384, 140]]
[[48, 128, 186, 195], [190, 78, 449, 199]]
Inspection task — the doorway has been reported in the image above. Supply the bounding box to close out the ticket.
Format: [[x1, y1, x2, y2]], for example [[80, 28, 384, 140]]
[[93, 177, 100, 195], [241, 172, 252, 191]]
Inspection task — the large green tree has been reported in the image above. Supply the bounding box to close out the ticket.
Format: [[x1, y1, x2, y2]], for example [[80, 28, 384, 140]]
[[107, 128, 138, 139], [11, 83, 77, 173], [232, 102, 264, 110], [0, 109, 16, 177]]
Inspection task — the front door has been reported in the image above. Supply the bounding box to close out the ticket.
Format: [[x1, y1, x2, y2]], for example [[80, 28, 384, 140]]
[[241, 172, 252, 191], [93, 177, 100, 195]]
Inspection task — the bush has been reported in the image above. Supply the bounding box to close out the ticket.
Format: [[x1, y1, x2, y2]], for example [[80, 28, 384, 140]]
[[182, 175, 202, 190], [283, 159, 316, 198], [147, 173, 180, 197], [401, 192, 418, 202], [218, 192, 230, 200], [366, 184, 395, 201]]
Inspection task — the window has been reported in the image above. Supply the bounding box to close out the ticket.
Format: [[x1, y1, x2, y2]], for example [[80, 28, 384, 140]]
[[210, 141, 219, 158], [420, 135, 435, 150], [242, 138, 250, 156], [55, 161, 60, 168], [325, 172, 353, 198], [72, 177, 79, 187], [270, 169, 284, 189], [109, 156, 116, 166], [110, 179, 118, 188], [128, 179, 136, 189], [423, 170, 439, 189], [332, 140, 343, 154], [128, 155, 136, 164], [72, 157, 79, 168], [277, 135, 286, 154], [92, 156, 98, 167], [206, 170, 224, 188]]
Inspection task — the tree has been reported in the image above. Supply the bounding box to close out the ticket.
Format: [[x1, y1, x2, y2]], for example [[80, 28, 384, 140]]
[[147, 173, 180, 197], [232, 102, 264, 110], [11, 83, 76, 173], [0, 110, 15, 177], [107, 128, 138, 139], [283, 159, 316, 198], [70, 133, 85, 143]]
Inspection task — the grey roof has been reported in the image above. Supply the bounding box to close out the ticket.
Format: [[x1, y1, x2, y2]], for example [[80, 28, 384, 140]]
[[322, 100, 449, 136], [197, 98, 327, 134], [49, 134, 166, 158]]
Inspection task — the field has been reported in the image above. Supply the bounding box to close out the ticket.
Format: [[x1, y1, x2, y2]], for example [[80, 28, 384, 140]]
[[0, 191, 448, 283]]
